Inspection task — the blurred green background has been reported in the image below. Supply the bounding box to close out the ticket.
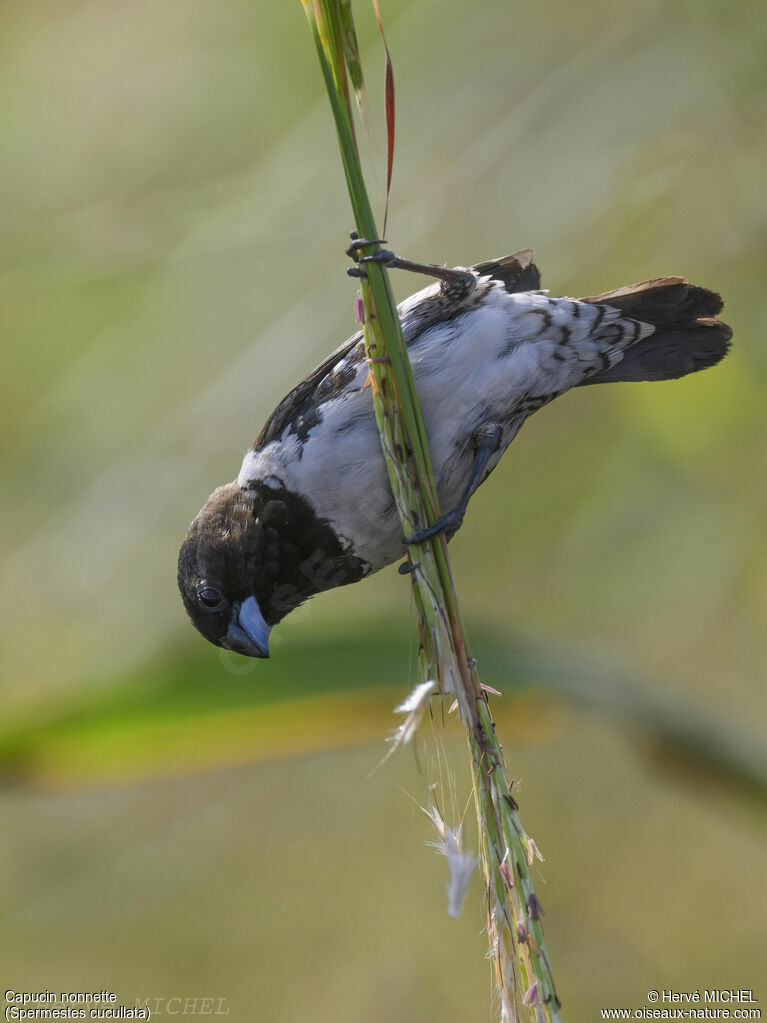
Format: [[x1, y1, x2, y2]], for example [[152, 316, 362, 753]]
[[1, 0, 766, 1019]]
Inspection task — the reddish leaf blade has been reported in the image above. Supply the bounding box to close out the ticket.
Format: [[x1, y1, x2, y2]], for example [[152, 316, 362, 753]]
[[372, 0, 395, 235]]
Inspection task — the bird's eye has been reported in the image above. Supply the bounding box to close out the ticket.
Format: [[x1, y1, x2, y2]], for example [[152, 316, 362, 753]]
[[196, 585, 224, 612]]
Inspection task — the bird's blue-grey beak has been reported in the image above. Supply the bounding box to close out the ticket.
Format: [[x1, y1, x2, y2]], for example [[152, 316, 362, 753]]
[[223, 596, 271, 658]]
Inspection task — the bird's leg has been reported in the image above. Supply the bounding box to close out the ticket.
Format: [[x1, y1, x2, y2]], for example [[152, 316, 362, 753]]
[[346, 234, 475, 290], [404, 423, 504, 545]]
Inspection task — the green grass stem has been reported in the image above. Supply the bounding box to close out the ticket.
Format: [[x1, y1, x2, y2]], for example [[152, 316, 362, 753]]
[[302, 3, 563, 1018]]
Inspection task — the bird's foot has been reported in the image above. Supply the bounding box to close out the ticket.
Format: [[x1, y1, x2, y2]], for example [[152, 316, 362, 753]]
[[346, 233, 389, 277], [404, 508, 464, 546], [347, 248, 397, 279], [346, 232, 388, 259], [398, 559, 420, 574]]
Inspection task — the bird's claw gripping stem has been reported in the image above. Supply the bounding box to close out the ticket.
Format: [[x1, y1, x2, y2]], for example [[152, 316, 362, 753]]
[[347, 239, 394, 278], [404, 510, 465, 546], [346, 234, 388, 259], [398, 559, 421, 574]]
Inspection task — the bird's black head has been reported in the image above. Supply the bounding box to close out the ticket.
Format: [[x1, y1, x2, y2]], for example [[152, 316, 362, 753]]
[[178, 480, 367, 658]]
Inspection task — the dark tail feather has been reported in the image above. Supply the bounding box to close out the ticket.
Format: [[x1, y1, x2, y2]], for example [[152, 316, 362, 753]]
[[578, 277, 732, 385], [581, 320, 732, 384]]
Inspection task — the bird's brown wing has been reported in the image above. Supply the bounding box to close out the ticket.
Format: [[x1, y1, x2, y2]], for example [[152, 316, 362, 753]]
[[472, 248, 541, 293], [254, 330, 366, 449]]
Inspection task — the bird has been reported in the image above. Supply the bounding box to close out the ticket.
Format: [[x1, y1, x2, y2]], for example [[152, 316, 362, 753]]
[[178, 244, 731, 658]]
